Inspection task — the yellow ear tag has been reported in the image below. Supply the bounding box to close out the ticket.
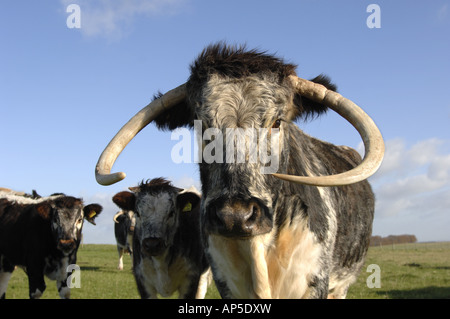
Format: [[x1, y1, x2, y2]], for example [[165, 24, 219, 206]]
[[182, 202, 192, 212], [88, 211, 97, 219]]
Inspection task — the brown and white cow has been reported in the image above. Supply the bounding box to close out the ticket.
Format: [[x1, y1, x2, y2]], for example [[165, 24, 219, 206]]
[[112, 178, 210, 299], [95, 43, 384, 298], [0, 189, 102, 299]]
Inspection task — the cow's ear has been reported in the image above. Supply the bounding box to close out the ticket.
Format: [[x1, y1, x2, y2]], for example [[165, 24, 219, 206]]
[[176, 191, 201, 214], [83, 204, 103, 225], [153, 92, 193, 131], [112, 191, 136, 211], [292, 74, 337, 121], [36, 202, 52, 220]]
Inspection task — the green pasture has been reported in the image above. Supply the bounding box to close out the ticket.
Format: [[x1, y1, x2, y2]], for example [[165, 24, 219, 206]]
[[4, 242, 449, 299]]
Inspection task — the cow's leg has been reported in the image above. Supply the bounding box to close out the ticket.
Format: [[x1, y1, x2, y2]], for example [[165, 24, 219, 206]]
[[126, 233, 133, 254], [58, 280, 70, 299], [56, 275, 71, 299], [327, 274, 356, 299], [307, 274, 329, 299], [0, 272, 13, 299], [0, 255, 15, 299], [136, 280, 157, 299], [27, 269, 46, 299], [147, 288, 158, 299], [195, 268, 211, 299], [117, 246, 124, 270], [179, 269, 211, 299], [56, 261, 71, 299], [127, 232, 134, 268], [178, 277, 198, 299], [327, 286, 349, 299], [134, 269, 157, 299], [128, 253, 133, 269]]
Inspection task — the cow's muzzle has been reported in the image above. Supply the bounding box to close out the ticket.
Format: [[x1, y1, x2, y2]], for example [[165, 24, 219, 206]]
[[141, 237, 165, 256], [57, 239, 76, 255], [206, 198, 272, 238]]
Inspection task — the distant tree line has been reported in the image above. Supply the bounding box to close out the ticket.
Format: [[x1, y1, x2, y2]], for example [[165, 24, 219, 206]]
[[370, 234, 417, 246]]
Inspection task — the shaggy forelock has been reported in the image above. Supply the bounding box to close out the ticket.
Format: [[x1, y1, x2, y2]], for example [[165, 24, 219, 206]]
[[198, 74, 295, 129], [137, 178, 181, 196], [189, 42, 297, 85]]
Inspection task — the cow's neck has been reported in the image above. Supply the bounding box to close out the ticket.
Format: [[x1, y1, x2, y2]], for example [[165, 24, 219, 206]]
[[151, 252, 171, 294]]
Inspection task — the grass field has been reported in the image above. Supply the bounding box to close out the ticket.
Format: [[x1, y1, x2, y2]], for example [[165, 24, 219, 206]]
[[5, 242, 450, 299]]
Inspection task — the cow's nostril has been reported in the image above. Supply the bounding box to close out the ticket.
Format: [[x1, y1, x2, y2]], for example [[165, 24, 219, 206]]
[[246, 204, 260, 226], [209, 204, 224, 225]]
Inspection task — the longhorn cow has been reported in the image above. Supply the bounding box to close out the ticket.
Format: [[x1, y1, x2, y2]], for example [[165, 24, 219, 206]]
[[95, 43, 384, 298]]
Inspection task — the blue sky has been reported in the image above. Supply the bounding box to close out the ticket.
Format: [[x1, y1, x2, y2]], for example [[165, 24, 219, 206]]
[[1, 1, 449, 243]]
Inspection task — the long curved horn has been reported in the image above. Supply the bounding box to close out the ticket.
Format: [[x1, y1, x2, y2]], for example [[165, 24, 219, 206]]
[[271, 76, 385, 186], [113, 211, 125, 223], [95, 84, 187, 186], [96, 77, 383, 187]]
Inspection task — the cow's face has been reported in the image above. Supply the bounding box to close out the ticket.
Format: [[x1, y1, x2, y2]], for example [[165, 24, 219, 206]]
[[96, 44, 339, 239], [51, 198, 84, 255], [38, 197, 102, 256], [194, 75, 295, 238], [135, 189, 179, 256], [113, 179, 200, 258]]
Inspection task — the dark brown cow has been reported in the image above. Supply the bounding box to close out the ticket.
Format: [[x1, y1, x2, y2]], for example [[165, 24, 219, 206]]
[[0, 189, 102, 299]]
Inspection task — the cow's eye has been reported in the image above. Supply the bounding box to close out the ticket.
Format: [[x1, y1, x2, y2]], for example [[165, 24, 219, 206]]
[[272, 119, 281, 129]]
